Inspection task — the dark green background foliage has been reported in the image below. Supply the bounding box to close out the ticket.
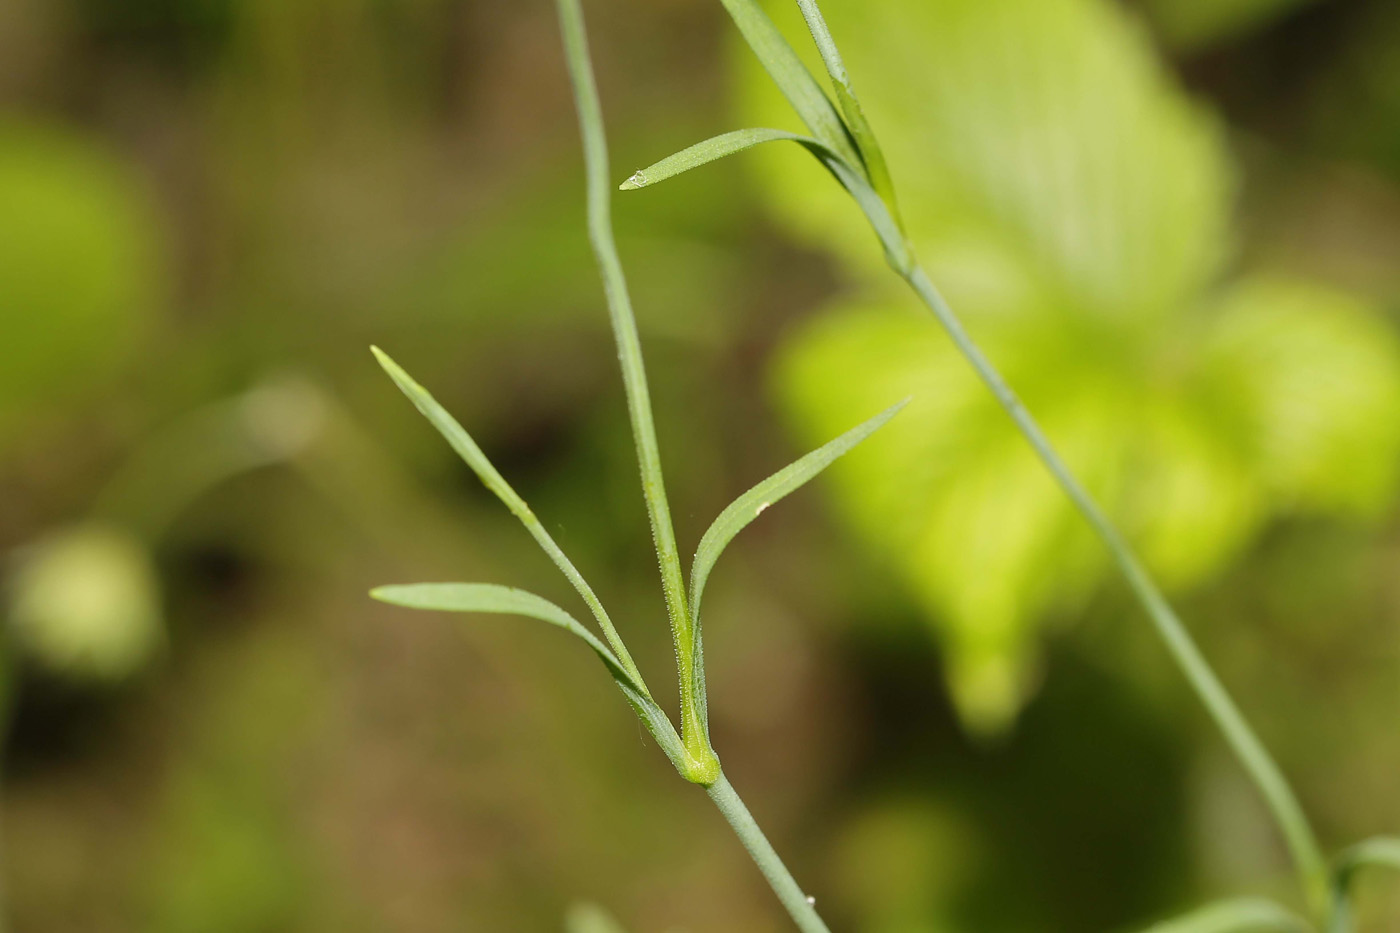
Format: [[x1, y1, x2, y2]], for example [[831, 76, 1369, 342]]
[[0, 0, 1397, 929]]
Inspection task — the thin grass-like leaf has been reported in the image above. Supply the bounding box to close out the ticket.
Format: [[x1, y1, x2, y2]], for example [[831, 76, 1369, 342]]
[[1131, 899, 1309, 933], [1337, 837, 1400, 876], [622, 128, 908, 273], [715, 0, 861, 170], [791, 0, 899, 224], [621, 128, 832, 190], [1331, 837, 1400, 932], [370, 346, 648, 693], [689, 397, 908, 623], [686, 398, 906, 736], [372, 583, 685, 768]]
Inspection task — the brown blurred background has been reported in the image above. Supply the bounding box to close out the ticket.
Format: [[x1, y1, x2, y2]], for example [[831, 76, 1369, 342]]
[[1, 0, 1399, 930]]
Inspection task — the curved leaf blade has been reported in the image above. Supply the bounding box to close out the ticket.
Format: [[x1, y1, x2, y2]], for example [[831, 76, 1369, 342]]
[[1338, 837, 1400, 875], [716, 0, 862, 169], [1131, 898, 1309, 933], [372, 583, 686, 768], [792, 0, 900, 222], [622, 129, 907, 271], [373, 582, 611, 660], [622, 128, 840, 191], [689, 397, 908, 623], [684, 396, 905, 740], [1333, 837, 1400, 930], [370, 347, 648, 693]]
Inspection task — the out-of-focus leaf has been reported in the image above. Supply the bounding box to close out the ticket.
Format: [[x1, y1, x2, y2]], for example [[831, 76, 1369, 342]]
[[1144, 0, 1321, 49], [774, 305, 1125, 731], [1132, 898, 1308, 933], [1126, 400, 1264, 590], [753, 0, 1400, 732], [774, 276, 1400, 730], [565, 902, 629, 933], [0, 119, 163, 437], [1198, 277, 1400, 516], [1336, 837, 1400, 880], [1331, 838, 1400, 933], [7, 524, 163, 682]]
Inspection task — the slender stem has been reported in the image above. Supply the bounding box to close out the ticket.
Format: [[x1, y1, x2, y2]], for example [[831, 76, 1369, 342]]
[[707, 773, 831, 933], [901, 261, 1331, 918], [555, 0, 718, 780]]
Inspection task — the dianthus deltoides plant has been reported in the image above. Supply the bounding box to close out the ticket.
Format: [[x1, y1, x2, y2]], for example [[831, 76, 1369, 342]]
[[369, 0, 1400, 930]]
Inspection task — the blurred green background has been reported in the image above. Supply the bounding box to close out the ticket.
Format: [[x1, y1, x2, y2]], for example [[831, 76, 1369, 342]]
[[1, 0, 1398, 929]]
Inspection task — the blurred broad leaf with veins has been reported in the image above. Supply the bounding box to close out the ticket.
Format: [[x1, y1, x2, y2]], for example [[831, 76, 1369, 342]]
[[737, 0, 1400, 732]]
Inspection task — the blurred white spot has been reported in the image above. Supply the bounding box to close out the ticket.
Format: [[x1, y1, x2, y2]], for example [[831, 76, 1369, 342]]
[[8, 524, 162, 681], [240, 376, 328, 460]]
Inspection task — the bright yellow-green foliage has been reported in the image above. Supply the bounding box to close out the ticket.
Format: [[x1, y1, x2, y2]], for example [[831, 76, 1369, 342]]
[[0, 119, 162, 441], [738, 0, 1400, 732]]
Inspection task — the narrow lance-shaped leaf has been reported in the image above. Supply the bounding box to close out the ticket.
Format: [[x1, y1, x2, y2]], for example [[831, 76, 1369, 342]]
[[622, 128, 909, 273], [372, 583, 686, 770], [370, 346, 648, 694], [715, 0, 863, 170], [791, 0, 901, 225], [689, 397, 908, 622], [1130, 898, 1309, 933], [1331, 837, 1400, 933], [1336, 836, 1400, 877], [623, 128, 843, 191], [686, 398, 907, 736]]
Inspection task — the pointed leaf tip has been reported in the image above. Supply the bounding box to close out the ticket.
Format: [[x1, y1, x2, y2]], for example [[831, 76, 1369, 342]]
[[689, 397, 907, 623], [621, 128, 853, 193], [370, 581, 690, 772]]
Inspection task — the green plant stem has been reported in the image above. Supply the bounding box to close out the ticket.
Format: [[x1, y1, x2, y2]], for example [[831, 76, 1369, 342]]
[[555, 0, 717, 780], [706, 773, 830, 933], [901, 261, 1331, 918]]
